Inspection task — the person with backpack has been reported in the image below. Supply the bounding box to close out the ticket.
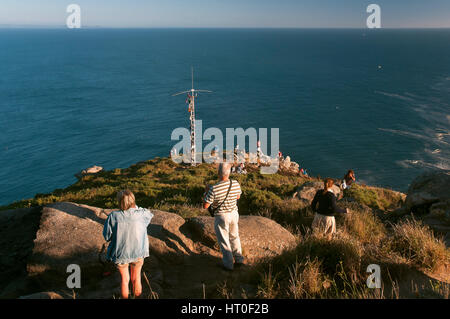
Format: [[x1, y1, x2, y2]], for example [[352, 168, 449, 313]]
[[103, 190, 153, 299], [203, 162, 244, 271], [311, 178, 349, 239]]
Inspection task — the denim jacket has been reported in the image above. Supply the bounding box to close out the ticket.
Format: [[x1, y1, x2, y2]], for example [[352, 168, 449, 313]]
[[103, 206, 154, 264]]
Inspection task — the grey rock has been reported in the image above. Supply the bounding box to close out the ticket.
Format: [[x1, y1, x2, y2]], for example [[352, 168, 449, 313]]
[[75, 165, 103, 179], [186, 215, 297, 262], [406, 170, 450, 247], [27, 202, 107, 287], [294, 181, 341, 202], [406, 170, 450, 210]]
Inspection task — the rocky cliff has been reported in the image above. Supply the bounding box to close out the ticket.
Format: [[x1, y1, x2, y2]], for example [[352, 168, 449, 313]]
[[0, 202, 296, 299]]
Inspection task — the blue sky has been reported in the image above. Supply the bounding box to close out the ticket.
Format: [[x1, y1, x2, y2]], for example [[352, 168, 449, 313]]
[[0, 0, 449, 28]]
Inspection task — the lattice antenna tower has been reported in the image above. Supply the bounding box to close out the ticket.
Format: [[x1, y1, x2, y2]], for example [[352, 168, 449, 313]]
[[173, 67, 212, 166]]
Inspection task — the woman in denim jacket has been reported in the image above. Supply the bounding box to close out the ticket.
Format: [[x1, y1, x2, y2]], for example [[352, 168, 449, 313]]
[[103, 190, 153, 299]]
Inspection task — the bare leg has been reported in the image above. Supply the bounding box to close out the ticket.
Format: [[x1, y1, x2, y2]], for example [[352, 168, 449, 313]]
[[117, 265, 130, 299], [130, 260, 143, 297]]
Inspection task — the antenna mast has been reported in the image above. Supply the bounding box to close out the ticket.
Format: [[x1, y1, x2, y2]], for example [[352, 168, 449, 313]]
[[172, 67, 212, 166]]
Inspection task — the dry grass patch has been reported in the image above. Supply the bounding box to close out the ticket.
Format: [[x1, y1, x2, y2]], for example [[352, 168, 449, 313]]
[[390, 218, 449, 271], [288, 258, 324, 298], [342, 203, 387, 245]]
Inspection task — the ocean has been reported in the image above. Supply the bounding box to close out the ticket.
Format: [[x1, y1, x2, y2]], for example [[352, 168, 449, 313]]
[[0, 28, 449, 205]]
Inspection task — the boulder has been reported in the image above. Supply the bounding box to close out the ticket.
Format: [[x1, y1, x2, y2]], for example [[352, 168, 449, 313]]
[[27, 202, 108, 287], [75, 165, 103, 179], [84, 165, 103, 174], [185, 216, 217, 247], [186, 215, 297, 262], [294, 181, 341, 202], [23, 203, 207, 297], [406, 170, 450, 216], [147, 210, 197, 258], [405, 171, 450, 246], [26, 203, 195, 289]]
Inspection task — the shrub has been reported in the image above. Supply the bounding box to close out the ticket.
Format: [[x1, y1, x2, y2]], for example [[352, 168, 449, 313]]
[[240, 188, 284, 215], [256, 265, 280, 299], [342, 203, 387, 245], [390, 218, 449, 271], [249, 232, 364, 298], [288, 258, 324, 298]]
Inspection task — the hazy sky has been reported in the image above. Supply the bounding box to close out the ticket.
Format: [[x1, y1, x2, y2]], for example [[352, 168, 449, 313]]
[[0, 0, 449, 28]]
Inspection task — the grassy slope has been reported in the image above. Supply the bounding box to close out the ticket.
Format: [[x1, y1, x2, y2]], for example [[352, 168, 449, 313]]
[[0, 157, 403, 222], [1, 157, 448, 298], [1, 157, 311, 220]]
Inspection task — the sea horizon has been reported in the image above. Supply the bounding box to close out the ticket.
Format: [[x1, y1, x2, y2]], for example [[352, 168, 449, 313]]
[[2, 25, 450, 30]]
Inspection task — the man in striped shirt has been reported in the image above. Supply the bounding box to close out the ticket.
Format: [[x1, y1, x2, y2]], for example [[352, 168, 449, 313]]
[[203, 162, 245, 271]]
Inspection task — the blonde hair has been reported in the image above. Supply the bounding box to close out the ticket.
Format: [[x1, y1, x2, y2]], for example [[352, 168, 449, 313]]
[[117, 190, 136, 211]]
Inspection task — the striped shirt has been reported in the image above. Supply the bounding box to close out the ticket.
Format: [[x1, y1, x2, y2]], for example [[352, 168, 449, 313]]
[[205, 179, 242, 214]]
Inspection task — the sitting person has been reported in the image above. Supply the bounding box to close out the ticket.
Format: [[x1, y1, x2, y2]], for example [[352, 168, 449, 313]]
[[311, 179, 349, 239], [299, 168, 309, 177], [103, 190, 154, 299], [341, 169, 356, 190]]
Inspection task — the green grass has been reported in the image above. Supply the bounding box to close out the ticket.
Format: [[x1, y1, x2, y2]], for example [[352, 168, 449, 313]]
[[344, 184, 404, 211], [0, 157, 311, 223]]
